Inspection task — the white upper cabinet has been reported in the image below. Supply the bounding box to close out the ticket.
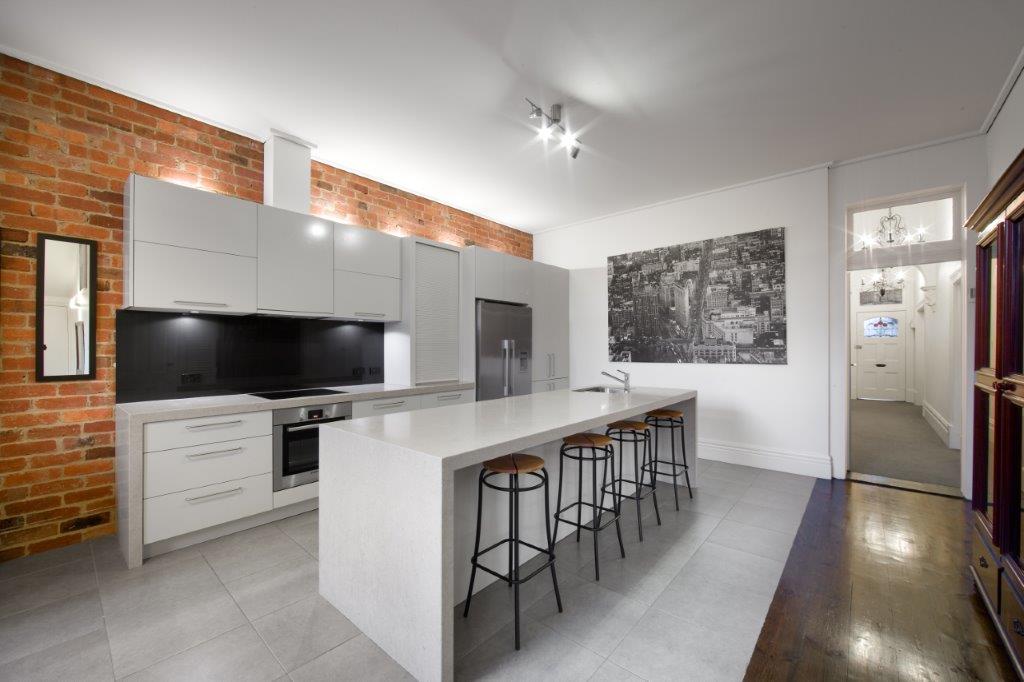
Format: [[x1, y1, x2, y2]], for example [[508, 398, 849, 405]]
[[531, 261, 570, 381], [334, 270, 400, 321], [257, 204, 334, 316], [131, 242, 257, 314], [470, 247, 532, 304], [334, 223, 401, 278], [128, 174, 257, 256]]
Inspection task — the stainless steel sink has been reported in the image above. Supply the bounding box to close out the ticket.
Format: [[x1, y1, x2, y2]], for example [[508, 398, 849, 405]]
[[573, 386, 626, 394]]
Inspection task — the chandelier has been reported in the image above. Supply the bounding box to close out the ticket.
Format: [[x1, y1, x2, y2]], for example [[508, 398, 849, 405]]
[[869, 208, 926, 248], [860, 268, 905, 297]]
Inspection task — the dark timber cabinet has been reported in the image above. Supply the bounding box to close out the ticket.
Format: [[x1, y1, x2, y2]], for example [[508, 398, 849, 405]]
[[968, 147, 1024, 677]]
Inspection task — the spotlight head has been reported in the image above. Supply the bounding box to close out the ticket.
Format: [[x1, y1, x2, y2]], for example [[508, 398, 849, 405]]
[[538, 124, 554, 141], [529, 104, 543, 119], [569, 145, 580, 159]]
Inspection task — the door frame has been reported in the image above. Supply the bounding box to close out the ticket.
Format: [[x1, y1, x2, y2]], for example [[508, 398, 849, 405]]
[[838, 185, 972, 495]]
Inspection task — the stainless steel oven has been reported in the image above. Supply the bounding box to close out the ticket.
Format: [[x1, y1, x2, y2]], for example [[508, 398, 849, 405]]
[[272, 401, 352, 491]]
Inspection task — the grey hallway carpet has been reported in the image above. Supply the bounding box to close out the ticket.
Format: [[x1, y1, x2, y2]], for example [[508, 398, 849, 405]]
[[849, 399, 960, 488]]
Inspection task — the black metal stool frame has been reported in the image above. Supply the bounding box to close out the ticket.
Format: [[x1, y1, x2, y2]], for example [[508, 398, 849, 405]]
[[643, 414, 693, 510], [463, 467, 563, 650], [552, 441, 626, 581], [604, 426, 661, 541]]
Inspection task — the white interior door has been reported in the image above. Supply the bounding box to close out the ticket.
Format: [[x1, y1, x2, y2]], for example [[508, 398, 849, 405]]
[[856, 312, 906, 401], [43, 304, 70, 375]]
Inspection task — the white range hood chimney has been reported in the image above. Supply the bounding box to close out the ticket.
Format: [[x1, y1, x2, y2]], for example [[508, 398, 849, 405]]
[[264, 129, 315, 213]]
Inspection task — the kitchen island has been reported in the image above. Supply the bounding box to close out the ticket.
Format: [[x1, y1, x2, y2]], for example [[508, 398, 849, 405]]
[[319, 386, 697, 682]]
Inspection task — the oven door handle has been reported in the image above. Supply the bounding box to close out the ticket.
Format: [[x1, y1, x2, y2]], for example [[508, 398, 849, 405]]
[[284, 416, 349, 433]]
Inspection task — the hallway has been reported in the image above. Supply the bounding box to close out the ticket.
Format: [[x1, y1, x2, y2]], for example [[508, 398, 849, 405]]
[[849, 400, 960, 488]]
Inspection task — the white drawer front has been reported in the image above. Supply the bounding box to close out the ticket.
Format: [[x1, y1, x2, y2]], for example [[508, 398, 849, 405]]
[[143, 473, 272, 544], [144, 435, 272, 499], [144, 411, 272, 452], [351, 395, 422, 418], [420, 389, 474, 408]]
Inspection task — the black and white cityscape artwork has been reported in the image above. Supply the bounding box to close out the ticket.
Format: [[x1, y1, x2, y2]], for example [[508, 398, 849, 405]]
[[607, 227, 787, 364]]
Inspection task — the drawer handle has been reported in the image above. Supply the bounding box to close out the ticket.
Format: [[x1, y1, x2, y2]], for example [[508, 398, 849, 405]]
[[174, 300, 228, 307], [1015, 620, 1024, 637], [186, 446, 243, 460], [436, 394, 461, 401], [979, 556, 989, 569], [354, 312, 386, 317], [186, 487, 243, 503], [186, 420, 243, 430], [374, 401, 405, 409]]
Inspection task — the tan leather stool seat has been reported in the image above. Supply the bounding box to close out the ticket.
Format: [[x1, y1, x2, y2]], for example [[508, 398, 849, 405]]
[[608, 420, 648, 431], [647, 408, 683, 419], [482, 454, 546, 474], [563, 433, 613, 447]]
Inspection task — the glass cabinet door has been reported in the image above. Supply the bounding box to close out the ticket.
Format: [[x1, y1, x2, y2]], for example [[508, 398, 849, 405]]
[[974, 229, 1001, 531]]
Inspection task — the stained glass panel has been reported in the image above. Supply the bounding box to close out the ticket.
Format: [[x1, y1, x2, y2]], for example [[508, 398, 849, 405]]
[[863, 316, 899, 338]]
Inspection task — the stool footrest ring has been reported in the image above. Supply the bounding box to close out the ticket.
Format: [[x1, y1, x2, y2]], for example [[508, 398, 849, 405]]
[[642, 460, 689, 477], [555, 500, 621, 532], [603, 478, 656, 501]]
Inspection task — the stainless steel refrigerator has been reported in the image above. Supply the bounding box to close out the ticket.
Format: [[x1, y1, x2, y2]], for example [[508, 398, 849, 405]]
[[475, 300, 532, 401]]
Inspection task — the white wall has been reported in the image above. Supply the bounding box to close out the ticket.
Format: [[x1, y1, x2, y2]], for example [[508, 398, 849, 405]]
[[988, 70, 1024, 185], [827, 135, 987, 494], [536, 168, 832, 478]]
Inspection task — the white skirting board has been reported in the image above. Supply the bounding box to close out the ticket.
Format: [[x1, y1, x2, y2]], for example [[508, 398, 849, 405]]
[[922, 402, 958, 449], [698, 438, 832, 479]]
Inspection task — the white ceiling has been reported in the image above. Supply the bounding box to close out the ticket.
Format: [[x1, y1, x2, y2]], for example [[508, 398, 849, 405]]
[[2, 1, 1023, 232]]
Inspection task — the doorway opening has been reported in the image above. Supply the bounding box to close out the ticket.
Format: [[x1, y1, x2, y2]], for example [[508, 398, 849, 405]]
[[847, 260, 962, 493]]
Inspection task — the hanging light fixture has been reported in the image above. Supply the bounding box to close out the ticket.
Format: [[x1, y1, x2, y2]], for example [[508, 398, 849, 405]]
[[860, 268, 906, 297], [525, 98, 581, 159], [864, 208, 928, 248]]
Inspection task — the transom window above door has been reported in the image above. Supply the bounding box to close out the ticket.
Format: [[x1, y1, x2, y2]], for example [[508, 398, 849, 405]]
[[846, 188, 963, 270]]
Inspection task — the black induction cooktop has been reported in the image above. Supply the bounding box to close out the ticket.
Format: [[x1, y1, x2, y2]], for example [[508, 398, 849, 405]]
[[249, 388, 345, 400]]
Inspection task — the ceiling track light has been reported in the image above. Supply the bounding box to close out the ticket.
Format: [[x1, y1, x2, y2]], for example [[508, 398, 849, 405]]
[[525, 98, 581, 159]]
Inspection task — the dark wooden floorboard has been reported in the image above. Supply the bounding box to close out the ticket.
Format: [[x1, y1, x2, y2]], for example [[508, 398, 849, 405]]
[[745, 479, 1017, 681]]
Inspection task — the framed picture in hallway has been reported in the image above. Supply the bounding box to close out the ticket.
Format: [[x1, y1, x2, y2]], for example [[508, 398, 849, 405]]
[[607, 227, 787, 364]]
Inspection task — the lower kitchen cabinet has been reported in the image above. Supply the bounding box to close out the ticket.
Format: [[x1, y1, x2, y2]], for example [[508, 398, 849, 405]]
[[144, 435, 272, 499], [419, 388, 474, 408], [144, 473, 273, 544], [352, 394, 422, 418]]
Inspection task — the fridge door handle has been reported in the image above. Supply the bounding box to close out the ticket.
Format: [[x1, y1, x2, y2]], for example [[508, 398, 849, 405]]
[[509, 339, 516, 395], [501, 340, 511, 397]]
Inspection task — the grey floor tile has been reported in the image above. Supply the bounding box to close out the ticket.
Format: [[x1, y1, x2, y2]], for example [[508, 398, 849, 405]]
[[251, 594, 360, 672], [0, 590, 105, 666], [726, 500, 807, 534], [739, 484, 812, 512], [290, 634, 413, 682], [707, 519, 795, 562], [224, 555, 318, 620], [92, 535, 201, 584], [692, 474, 753, 501], [610, 608, 754, 681], [525, 572, 647, 656], [104, 581, 246, 678], [123, 624, 284, 682], [574, 537, 696, 606], [0, 626, 113, 682], [751, 469, 817, 495], [99, 554, 223, 616], [0, 541, 93, 581], [703, 461, 761, 484], [0, 557, 97, 616], [672, 488, 738, 518], [589, 660, 644, 681], [674, 541, 785, 598], [276, 513, 318, 559], [198, 523, 309, 583], [455, 619, 604, 681], [652, 565, 775, 641]]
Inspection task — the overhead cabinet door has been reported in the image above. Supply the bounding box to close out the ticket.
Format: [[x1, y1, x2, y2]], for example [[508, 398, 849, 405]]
[[132, 242, 257, 314], [334, 223, 401, 278], [257, 205, 334, 315], [129, 174, 257, 256], [334, 270, 401, 321]]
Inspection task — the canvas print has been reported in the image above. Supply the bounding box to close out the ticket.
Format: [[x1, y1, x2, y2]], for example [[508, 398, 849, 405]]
[[607, 227, 787, 364], [859, 288, 903, 305]]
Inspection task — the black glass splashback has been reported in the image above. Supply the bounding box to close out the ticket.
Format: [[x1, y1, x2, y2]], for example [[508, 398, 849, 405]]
[[115, 310, 384, 403]]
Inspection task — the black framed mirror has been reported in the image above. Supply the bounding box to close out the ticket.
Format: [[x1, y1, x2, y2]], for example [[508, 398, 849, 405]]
[[35, 234, 98, 381]]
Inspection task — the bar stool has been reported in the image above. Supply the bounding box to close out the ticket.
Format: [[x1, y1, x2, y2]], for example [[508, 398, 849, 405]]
[[604, 420, 661, 541], [463, 453, 563, 650], [553, 433, 626, 581], [643, 408, 692, 510]]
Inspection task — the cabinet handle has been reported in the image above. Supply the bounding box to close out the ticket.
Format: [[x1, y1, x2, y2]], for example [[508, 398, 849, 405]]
[[979, 556, 989, 568], [354, 312, 386, 317], [374, 401, 405, 409], [436, 394, 461, 401], [186, 420, 243, 430], [286, 423, 324, 433], [1014, 619, 1024, 637], [186, 487, 243, 503], [174, 300, 228, 307], [186, 446, 243, 459]]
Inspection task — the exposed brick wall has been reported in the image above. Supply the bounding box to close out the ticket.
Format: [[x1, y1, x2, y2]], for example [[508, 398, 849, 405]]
[[0, 54, 532, 562], [311, 162, 532, 258]]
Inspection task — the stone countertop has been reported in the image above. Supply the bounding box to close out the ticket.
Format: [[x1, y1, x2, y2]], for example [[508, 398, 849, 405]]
[[324, 386, 696, 471], [115, 381, 475, 424]]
